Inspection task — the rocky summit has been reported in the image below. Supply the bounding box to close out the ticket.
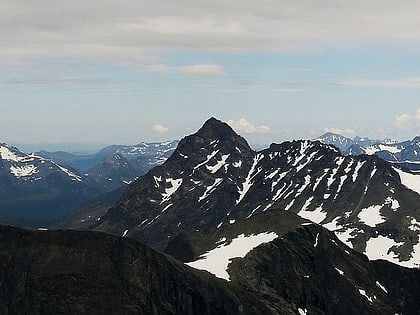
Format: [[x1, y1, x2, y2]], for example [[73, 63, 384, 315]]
[[87, 118, 420, 269]]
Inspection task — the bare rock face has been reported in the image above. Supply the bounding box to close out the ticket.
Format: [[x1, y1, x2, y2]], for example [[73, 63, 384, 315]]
[[0, 225, 270, 315], [88, 118, 420, 267]]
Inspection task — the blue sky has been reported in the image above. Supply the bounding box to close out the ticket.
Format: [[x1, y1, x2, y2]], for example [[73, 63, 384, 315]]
[[1, 1, 420, 152]]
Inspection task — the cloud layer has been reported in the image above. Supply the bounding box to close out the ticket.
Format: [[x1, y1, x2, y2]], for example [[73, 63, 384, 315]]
[[3, 1, 420, 63], [228, 118, 271, 134], [394, 109, 420, 129], [152, 123, 169, 133]]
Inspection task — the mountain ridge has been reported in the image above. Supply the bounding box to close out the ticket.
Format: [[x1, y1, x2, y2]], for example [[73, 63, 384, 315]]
[[85, 118, 420, 268]]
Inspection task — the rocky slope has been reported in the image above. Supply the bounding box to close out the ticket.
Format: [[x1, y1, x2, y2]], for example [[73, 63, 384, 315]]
[[88, 118, 420, 269], [2, 210, 419, 314], [0, 225, 268, 315], [166, 209, 420, 315]]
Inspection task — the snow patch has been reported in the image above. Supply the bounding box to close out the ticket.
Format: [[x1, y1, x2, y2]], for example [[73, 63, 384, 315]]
[[298, 206, 327, 224], [335, 267, 344, 275], [408, 217, 420, 231], [298, 308, 308, 315], [352, 161, 365, 182], [314, 233, 319, 247], [186, 232, 278, 281], [385, 197, 400, 211], [10, 165, 38, 178], [364, 236, 404, 264], [394, 167, 420, 195], [206, 154, 230, 173], [161, 178, 183, 203], [198, 178, 223, 202], [358, 289, 374, 303], [357, 205, 386, 227], [56, 164, 83, 182], [194, 150, 219, 170], [376, 281, 388, 293], [236, 154, 263, 204]]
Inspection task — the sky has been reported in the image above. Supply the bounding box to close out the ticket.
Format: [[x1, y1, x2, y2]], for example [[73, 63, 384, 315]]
[[1, 1, 420, 152]]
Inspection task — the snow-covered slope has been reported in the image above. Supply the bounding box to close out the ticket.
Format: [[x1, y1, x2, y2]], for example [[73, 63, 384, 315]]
[[0, 143, 99, 225]]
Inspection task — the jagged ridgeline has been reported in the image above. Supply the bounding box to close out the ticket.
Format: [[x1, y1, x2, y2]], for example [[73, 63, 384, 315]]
[[2, 117, 420, 314], [88, 118, 420, 268]]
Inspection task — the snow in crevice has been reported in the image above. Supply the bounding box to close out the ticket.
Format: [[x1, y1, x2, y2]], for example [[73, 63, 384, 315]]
[[376, 281, 388, 293], [270, 171, 290, 193], [232, 160, 242, 168], [56, 164, 83, 182], [206, 154, 230, 173], [408, 217, 420, 231], [294, 150, 318, 174], [161, 203, 173, 212], [247, 205, 262, 219], [384, 197, 400, 211], [198, 178, 223, 202], [327, 167, 339, 189], [236, 154, 263, 204], [301, 197, 314, 212], [313, 171, 328, 192], [194, 150, 220, 171], [344, 159, 354, 173], [358, 289, 375, 303], [352, 161, 366, 182], [186, 232, 278, 281], [335, 267, 344, 275], [153, 176, 162, 188], [160, 178, 183, 204], [298, 308, 308, 315], [295, 175, 311, 197], [314, 233, 319, 247], [285, 199, 295, 211]]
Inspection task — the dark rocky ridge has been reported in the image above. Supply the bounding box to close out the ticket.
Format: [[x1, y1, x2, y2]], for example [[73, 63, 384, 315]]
[[0, 225, 270, 315], [166, 209, 420, 315]]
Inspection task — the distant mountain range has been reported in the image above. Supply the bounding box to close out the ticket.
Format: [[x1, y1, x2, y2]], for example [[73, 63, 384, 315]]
[[0, 141, 178, 227], [316, 132, 420, 171], [0, 143, 99, 226]]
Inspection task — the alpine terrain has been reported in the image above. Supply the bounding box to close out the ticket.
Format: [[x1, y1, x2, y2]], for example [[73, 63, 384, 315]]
[[0, 143, 99, 226], [317, 132, 420, 172], [88, 118, 420, 269]]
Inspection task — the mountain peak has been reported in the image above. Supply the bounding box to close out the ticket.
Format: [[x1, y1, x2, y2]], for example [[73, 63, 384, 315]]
[[196, 117, 237, 139], [174, 117, 253, 158]]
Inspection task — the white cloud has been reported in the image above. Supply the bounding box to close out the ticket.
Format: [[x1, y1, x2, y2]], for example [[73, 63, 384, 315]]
[[147, 64, 226, 77], [336, 77, 420, 89], [394, 114, 411, 129], [416, 109, 420, 123], [3, 1, 420, 63], [227, 118, 271, 134], [325, 127, 356, 136], [152, 123, 169, 133]]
